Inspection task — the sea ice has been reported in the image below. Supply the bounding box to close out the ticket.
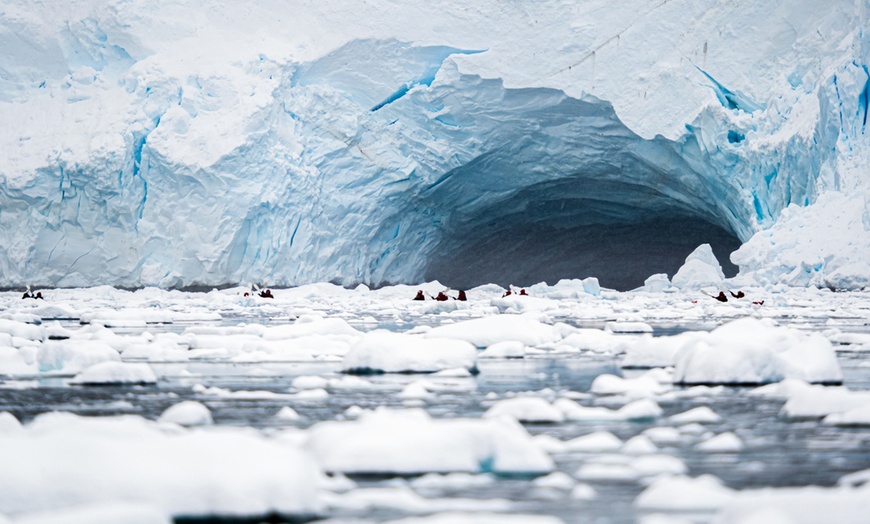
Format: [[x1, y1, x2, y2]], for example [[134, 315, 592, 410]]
[[484, 397, 565, 423], [0, 412, 323, 517], [305, 408, 553, 475], [673, 318, 842, 384], [157, 401, 213, 426], [635, 474, 736, 511], [69, 362, 157, 385], [342, 331, 477, 373]]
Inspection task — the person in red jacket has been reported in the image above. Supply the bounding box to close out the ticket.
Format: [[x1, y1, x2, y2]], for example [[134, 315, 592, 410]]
[[435, 291, 449, 301], [457, 290, 467, 301], [413, 290, 426, 301]]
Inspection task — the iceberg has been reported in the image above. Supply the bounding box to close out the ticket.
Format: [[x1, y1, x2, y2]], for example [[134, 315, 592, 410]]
[[0, 1, 867, 289]]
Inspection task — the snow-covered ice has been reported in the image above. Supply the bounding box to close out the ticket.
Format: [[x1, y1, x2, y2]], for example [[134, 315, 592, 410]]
[[0, 282, 868, 523]]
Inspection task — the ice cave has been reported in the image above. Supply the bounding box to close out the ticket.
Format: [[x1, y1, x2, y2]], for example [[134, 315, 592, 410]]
[[0, 1, 867, 290]]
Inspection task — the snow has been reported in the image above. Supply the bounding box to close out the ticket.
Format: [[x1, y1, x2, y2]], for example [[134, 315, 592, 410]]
[[9, 503, 170, 524], [673, 318, 842, 385], [425, 315, 559, 348], [697, 432, 745, 452], [635, 474, 736, 511], [714, 485, 870, 524], [563, 431, 623, 452], [305, 408, 553, 475], [383, 512, 564, 524], [671, 245, 726, 290], [342, 331, 477, 374], [69, 362, 157, 385], [590, 373, 668, 397], [157, 401, 213, 427], [0, 412, 322, 518], [479, 341, 525, 359], [669, 406, 723, 424], [484, 397, 565, 423], [274, 406, 301, 422], [555, 398, 662, 422], [37, 341, 121, 375]]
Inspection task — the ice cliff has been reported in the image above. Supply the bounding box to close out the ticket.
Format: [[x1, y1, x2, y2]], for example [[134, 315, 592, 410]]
[[0, 0, 868, 289]]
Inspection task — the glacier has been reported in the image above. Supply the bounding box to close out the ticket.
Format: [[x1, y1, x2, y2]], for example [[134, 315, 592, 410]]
[[0, 0, 868, 289]]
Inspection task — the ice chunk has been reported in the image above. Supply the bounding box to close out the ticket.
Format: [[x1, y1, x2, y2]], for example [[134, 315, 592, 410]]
[[0, 412, 322, 517], [671, 244, 726, 289], [305, 408, 553, 475], [669, 406, 722, 424], [479, 341, 525, 359], [157, 401, 213, 426], [643, 273, 672, 293], [697, 432, 744, 452], [715, 484, 870, 524], [426, 315, 559, 348], [383, 512, 565, 524], [590, 373, 667, 397], [10, 503, 170, 524], [673, 318, 842, 385], [484, 397, 565, 423], [274, 406, 301, 422], [342, 331, 477, 374], [69, 362, 157, 385], [635, 474, 736, 511], [563, 431, 622, 452]]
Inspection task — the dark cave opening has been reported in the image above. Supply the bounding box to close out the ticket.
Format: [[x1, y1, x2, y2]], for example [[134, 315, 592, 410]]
[[425, 216, 741, 291]]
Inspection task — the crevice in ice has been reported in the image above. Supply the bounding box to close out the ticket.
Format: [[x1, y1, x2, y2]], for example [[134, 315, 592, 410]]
[[696, 67, 762, 113], [860, 65, 869, 130], [727, 130, 745, 143]]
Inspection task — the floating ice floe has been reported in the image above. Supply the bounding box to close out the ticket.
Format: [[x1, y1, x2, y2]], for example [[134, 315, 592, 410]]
[[342, 331, 477, 374], [673, 318, 842, 385], [775, 382, 870, 419], [69, 362, 157, 385], [0, 412, 322, 518], [305, 408, 553, 475], [37, 341, 120, 375], [484, 397, 565, 423], [563, 431, 623, 452], [274, 406, 301, 422], [671, 244, 726, 290], [554, 398, 662, 422], [479, 341, 526, 358], [590, 372, 669, 397], [0, 346, 38, 376], [425, 315, 560, 348], [7, 503, 171, 524], [554, 328, 624, 354], [0, 320, 44, 342], [157, 401, 213, 426], [605, 321, 653, 334], [574, 454, 687, 481], [634, 474, 736, 511], [382, 511, 565, 524], [697, 432, 744, 452], [643, 273, 672, 293], [621, 332, 706, 368], [714, 484, 870, 524], [668, 406, 722, 424]]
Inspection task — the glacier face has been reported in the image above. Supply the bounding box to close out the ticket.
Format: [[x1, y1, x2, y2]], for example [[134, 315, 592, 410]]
[[0, 0, 868, 289]]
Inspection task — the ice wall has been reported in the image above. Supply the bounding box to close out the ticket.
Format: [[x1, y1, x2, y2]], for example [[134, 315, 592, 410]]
[[0, 0, 867, 289]]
